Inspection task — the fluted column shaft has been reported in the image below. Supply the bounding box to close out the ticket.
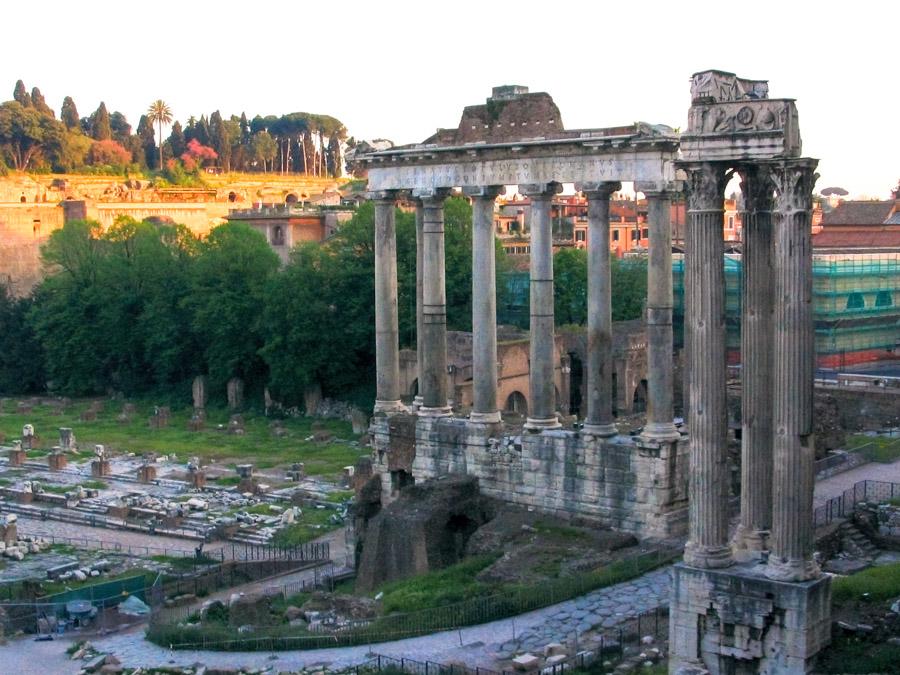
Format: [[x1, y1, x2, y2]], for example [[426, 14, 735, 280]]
[[523, 183, 562, 430], [734, 166, 775, 558], [373, 193, 404, 414], [643, 189, 679, 441], [766, 159, 820, 581], [580, 182, 620, 437], [682, 163, 733, 569], [419, 191, 451, 416], [414, 200, 424, 409], [468, 187, 504, 423]]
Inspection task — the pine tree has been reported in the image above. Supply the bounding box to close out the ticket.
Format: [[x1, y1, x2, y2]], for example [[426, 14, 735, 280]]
[[30, 87, 54, 117], [13, 80, 31, 107], [91, 102, 112, 141], [168, 121, 186, 159], [60, 96, 80, 129], [136, 114, 157, 168]]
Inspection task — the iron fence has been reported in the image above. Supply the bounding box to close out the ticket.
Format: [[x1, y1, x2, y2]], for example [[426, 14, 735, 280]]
[[814, 479, 900, 527], [149, 548, 677, 652]]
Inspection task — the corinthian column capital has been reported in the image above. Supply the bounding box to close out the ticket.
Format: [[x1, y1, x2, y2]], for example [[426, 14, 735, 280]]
[[738, 165, 776, 213], [681, 162, 729, 211], [770, 159, 819, 215]]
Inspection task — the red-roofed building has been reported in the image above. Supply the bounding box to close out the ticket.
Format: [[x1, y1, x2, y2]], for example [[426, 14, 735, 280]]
[[813, 200, 900, 252]]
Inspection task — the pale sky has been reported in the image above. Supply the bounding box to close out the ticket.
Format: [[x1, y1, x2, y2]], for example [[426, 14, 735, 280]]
[[5, 0, 897, 198]]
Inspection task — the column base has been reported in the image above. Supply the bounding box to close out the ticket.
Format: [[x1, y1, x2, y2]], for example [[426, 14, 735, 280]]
[[765, 555, 820, 582], [640, 421, 681, 442], [684, 541, 734, 569], [731, 525, 770, 562], [373, 399, 407, 415], [469, 410, 501, 424], [418, 405, 452, 418], [524, 416, 561, 432], [581, 422, 617, 438]]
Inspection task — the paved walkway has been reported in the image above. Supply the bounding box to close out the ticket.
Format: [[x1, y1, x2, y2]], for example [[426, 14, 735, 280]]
[[5, 566, 671, 673], [814, 457, 900, 506]]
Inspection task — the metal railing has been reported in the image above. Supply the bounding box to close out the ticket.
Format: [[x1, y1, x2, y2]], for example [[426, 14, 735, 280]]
[[814, 479, 900, 527], [149, 548, 676, 652]]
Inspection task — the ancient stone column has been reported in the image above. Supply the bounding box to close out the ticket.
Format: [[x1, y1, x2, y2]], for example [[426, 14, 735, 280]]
[[372, 191, 405, 415], [641, 185, 680, 441], [766, 159, 820, 582], [414, 199, 425, 410], [418, 189, 452, 416], [578, 182, 621, 437], [682, 162, 733, 569], [522, 183, 562, 430], [733, 165, 775, 558], [467, 186, 504, 424]]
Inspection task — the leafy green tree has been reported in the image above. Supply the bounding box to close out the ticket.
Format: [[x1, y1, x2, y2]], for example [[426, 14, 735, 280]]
[[109, 111, 131, 142], [262, 196, 509, 406], [0, 289, 45, 393], [13, 80, 31, 107], [250, 131, 276, 172], [610, 256, 647, 321], [0, 101, 53, 170], [31, 218, 201, 395], [549, 249, 648, 326], [89, 102, 112, 141], [46, 127, 92, 172], [187, 223, 279, 392], [554, 247, 587, 325], [60, 96, 80, 129], [146, 99, 172, 170]]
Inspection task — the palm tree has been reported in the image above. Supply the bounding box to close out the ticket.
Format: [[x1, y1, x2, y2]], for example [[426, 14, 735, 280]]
[[146, 99, 173, 170]]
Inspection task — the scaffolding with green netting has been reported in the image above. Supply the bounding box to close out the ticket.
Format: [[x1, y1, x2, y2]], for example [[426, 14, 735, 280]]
[[673, 252, 900, 363]]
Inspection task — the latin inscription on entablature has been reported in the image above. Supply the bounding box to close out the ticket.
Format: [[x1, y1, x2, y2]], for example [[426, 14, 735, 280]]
[[367, 153, 674, 191]]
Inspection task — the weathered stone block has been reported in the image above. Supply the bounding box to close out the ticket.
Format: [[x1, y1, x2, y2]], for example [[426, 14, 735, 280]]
[[669, 562, 831, 674]]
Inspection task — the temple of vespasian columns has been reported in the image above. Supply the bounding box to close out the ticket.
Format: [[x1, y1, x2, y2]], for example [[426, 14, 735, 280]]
[[358, 72, 830, 673]]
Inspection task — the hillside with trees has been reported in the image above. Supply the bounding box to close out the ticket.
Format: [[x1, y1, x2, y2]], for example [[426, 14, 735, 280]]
[[0, 80, 348, 179]]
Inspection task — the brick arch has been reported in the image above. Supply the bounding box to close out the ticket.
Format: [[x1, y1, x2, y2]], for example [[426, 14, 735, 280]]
[[504, 391, 528, 415]]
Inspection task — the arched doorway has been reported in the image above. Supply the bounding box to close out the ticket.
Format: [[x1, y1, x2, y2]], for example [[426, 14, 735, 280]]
[[633, 379, 648, 413], [410, 379, 419, 398], [285, 193, 299, 204], [228, 191, 237, 202], [504, 391, 528, 415]]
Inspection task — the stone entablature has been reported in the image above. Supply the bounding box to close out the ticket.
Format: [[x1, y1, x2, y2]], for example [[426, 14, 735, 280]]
[[361, 139, 677, 192]]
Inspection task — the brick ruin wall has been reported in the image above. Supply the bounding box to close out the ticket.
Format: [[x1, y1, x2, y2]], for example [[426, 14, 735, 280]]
[[370, 415, 690, 539]]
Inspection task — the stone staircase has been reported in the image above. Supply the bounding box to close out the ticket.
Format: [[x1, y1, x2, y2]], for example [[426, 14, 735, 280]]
[[840, 521, 879, 560]]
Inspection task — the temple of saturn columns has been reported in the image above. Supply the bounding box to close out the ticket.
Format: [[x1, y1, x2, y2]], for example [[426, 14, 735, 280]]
[[358, 71, 830, 673]]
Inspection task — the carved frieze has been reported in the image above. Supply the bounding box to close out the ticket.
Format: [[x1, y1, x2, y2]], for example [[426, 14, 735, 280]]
[[687, 99, 796, 136], [690, 70, 769, 103]]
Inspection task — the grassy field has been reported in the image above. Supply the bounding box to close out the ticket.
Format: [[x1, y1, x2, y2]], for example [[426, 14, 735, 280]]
[[0, 398, 365, 477], [271, 505, 343, 547], [832, 561, 900, 604], [845, 434, 900, 463]]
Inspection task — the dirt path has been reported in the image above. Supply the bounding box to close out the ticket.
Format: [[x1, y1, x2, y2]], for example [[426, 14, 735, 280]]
[[814, 457, 900, 506]]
